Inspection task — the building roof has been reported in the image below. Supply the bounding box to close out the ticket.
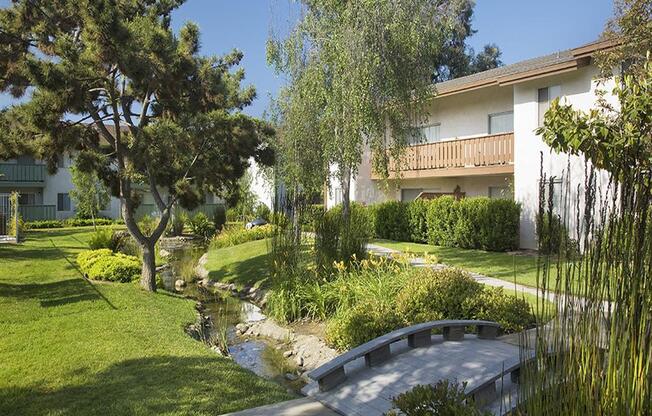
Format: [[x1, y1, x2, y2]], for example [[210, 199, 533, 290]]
[[433, 39, 616, 97]]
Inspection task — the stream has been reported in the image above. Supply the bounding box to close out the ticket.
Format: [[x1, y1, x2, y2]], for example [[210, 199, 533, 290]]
[[158, 240, 305, 393]]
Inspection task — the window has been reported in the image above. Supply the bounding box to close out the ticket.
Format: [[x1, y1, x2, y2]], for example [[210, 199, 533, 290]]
[[488, 111, 514, 134], [57, 193, 71, 211], [18, 193, 36, 206], [401, 188, 423, 202], [538, 85, 561, 127], [409, 123, 440, 145], [489, 186, 511, 199]]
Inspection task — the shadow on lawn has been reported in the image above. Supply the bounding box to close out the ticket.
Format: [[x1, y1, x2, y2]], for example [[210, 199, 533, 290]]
[[0, 278, 103, 308], [0, 356, 292, 416], [208, 252, 270, 288]]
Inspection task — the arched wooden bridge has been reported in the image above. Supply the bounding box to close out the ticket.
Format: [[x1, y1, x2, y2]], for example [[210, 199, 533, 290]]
[[302, 320, 532, 416]]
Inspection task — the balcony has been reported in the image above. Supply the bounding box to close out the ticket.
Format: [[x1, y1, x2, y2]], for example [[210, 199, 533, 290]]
[[373, 132, 514, 179], [0, 163, 46, 185]]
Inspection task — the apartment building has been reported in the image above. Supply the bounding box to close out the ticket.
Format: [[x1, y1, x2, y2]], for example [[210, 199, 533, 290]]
[[326, 40, 615, 249]]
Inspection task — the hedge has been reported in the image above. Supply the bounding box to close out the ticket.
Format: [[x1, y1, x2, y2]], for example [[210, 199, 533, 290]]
[[211, 224, 277, 249], [369, 197, 520, 252], [26, 217, 121, 229]]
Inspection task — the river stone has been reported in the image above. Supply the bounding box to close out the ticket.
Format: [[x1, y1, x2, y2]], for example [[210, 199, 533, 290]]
[[295, 356, 304, 367], [235, 323, 249, 333], [283, 350, 293, 358], [175, 279, 186, 289], [284, 373, 299, 381]]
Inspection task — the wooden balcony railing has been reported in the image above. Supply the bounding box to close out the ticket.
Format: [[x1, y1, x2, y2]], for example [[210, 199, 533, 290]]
[[0, 164, 46, 183], [376, 132, 514, 178]]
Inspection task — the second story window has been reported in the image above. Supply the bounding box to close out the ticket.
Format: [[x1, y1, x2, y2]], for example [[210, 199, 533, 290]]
[[409, 123, 440, 145], [538, 85, 561, 127], [488, 111, 514, 134]]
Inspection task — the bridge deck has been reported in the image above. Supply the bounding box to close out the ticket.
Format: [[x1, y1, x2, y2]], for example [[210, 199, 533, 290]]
[[302, 334, 525, 416]]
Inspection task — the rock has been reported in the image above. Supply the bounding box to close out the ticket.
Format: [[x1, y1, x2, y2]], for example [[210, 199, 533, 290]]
[[248, 286, 257, 294], [227, 283, 237, 292], [283, 350, 293, 358], [284, 373, 299, 381], [295, 356, 304, 367], [235, 330, 243, 336], [159, 249, 171, 258], [235, 323, 249, 333], [174, 279, 186, 290]]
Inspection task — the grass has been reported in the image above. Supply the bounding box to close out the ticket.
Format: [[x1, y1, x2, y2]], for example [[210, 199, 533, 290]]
[[0, 227, 292, 416], [205, 238, 271, 289], [371, 239, 561, 289]]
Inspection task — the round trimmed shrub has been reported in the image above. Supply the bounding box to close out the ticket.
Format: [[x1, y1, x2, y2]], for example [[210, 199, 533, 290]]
[[77, 249, 141, 282], [470, 287, 535, 333], [325, 299, 403, 350]]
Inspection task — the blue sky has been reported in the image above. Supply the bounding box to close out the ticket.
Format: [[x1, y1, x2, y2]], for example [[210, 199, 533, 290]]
[[0, 0, 614, 117]]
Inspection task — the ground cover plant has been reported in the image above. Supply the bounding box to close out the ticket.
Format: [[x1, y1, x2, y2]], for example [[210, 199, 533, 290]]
[[211, 224, 277, 249], [0, 227, 291, 415]]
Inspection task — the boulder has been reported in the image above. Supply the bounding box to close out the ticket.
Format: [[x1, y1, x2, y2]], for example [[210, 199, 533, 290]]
[[283, 350, 293, 358], [174, 279, 186, 290]]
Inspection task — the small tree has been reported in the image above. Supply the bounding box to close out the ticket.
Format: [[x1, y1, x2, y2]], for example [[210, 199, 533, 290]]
[[0, 1, 273, 291], [70, 162, 110, 226]]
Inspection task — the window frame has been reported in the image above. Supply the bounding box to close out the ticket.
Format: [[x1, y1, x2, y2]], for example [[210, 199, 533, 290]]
[[409, 122, 441, 146], [487, 111, 514, 135]]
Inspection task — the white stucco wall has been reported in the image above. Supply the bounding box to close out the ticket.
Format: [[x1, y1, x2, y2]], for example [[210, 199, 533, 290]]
[[249, 160, 274, 209], [513, 65, 614, 249]]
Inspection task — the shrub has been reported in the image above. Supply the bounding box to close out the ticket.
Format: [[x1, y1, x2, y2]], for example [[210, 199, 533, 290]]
[[137, 214, 157, 236], [168, 211, 187, 236], [300, 204, 325, 232], [254, 203, 271, 221], [396, 268, 482, 324], [212, 205, 227, 232], [77, 249, 140, 282], [325, 298, 403, 350], [64, 217, 114, 227], [388, 379, 490, 416], [471, 287, 535, 333], [407, 199, 430, 243], [427, 196, 458, 246], [536, 213, 579, 256], [314, 202, 372, 271], [24, 220, 64, 229], [211, 224, 276, 248], [427, 197, 520, 251], [372, 201, 410, 241], [88, 228, 114, 250], [188, 212, 215, 241]]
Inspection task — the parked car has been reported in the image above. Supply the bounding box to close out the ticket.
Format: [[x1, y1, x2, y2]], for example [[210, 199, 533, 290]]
[[245, 218, 268, 229]]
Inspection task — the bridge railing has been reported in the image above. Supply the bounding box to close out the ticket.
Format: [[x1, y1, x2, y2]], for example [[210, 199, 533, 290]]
[[308, 319, 501, 392]]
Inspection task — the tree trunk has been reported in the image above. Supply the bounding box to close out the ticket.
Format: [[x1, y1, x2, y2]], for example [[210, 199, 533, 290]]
[[140, 239, 157, 292], [341, 166, 351, 225]]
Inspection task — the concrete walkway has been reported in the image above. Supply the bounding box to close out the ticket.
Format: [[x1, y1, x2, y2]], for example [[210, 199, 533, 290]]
[[220, 398, 339, 416], [366, 243, 557, 302]]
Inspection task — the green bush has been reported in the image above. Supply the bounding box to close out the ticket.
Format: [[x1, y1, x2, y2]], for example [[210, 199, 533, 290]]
[[325, 298, 403, 350], [254, 203, 271, 221], [88, 228, 114, 250], [536, 213, 579, 256], [212, 205, 227, 232], [372, 201, 410, 241], [314, 202, 373, 271], [137, 214, 157, 236], [407, 199, 430, 243], [188, 212, 215, 241], [388, 379, 490, 416], [211, 224, 276, 248], [300, 204, 325, 232], [24, 220, 64, 229], [471, 287, 534, 333], [64, 217, 114, 227], [427, 197, 520, 251], [426, 196, 458, 246], [396, 268, 482, 324], [77, 249, 140, 282], [168, 211, 187, 236]]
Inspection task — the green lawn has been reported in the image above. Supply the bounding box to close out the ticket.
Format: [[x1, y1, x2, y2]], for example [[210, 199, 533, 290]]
[[371, 239, 560, 289], [205, 239, 271, 289], [0, 228, 291, 416]]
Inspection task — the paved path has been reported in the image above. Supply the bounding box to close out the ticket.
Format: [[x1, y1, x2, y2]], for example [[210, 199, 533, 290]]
[[302, 334, 525, 415], [366, 243, 557, 302], [220, 398, 339, 416]]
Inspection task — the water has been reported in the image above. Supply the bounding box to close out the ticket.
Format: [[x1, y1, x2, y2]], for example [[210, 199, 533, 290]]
[[160, 242, 304, 392]]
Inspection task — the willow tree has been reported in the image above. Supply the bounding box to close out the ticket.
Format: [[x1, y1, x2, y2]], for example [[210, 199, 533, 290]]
[[0, 1, 273, 291], [268, 0, 467, 224]]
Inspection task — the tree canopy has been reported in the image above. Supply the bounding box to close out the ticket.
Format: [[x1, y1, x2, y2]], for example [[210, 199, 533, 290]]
[[0, 0, 273, 290]]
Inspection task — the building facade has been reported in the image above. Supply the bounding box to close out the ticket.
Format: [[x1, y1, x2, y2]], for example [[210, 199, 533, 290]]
[[326, 40, 615, 250]]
